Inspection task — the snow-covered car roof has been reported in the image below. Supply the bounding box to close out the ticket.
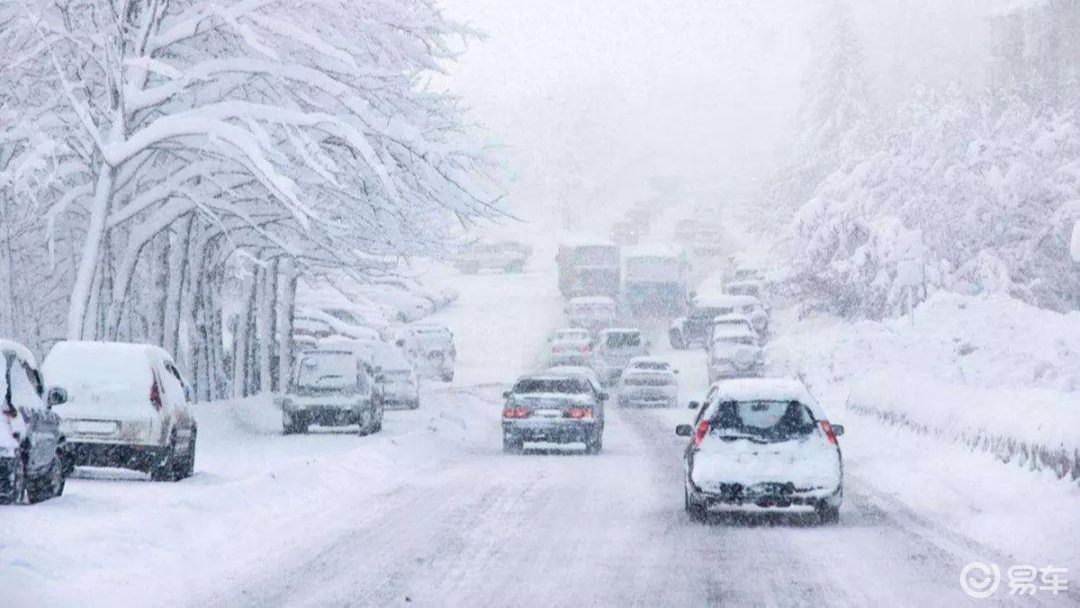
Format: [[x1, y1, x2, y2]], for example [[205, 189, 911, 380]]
[[0, 339, 38, 368], [598, 327, 641, 336], [706, 378, 824, 418], [569, 296, 616, 306], [710, 325, 759, 340], [712, 313, 752, 324], [693, 294, 761, 309], [547, 366, 602, 384], [627, 356, 670, 367], [622, 245, 685, 258]]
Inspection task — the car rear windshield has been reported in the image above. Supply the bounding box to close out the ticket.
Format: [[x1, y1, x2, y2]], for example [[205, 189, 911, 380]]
[[295, 352, 358, 390], [708, 401, 816, 440], [573, 303, 614, 315], [714, 336, 757, 346], [624, 374, 673, 386], [632, 361, 668, 370], [605, 333, 641, 348], [513, 378, 590, 395]]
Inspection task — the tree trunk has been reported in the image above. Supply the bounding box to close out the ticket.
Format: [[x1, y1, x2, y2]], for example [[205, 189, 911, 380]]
[[68, 164, 116, 340], [276, 259, 296, 394], [257, 259, 278, 394], [149, 230, 171, 346], [232, 272, 256, 399], [164, 215, 193, 355]]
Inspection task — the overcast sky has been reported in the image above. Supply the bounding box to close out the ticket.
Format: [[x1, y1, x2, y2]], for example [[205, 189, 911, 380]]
[[436, 0, 1015, 220]]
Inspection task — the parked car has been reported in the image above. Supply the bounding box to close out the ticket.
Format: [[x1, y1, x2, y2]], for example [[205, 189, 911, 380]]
[[396, 323, 456, 382], [707, 326, 764, 384], [593, 328, 649, 386], [565, 296, 618, 334], [277, 348, 384, 435], [709, 315, 759, 345], [43, 342, 197, 481], [725, 280, 768, 305], [617, 360, 678, 408], [372, 344, 420, 410], [454, 241, 531, 274], [676, 378, 845, 524], [0, 340, 69, 504], [296, 292, 394, 340], [372, 276, 457, 309], [501, 374, 605, 454], [349, 283, 433, 323]]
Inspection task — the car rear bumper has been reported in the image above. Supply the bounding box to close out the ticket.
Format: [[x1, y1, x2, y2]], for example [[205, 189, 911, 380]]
[[503, 419, 599, 444], [619, 394, 676, 407], [68, 441, 166, 471], [288, 405, 370, 427], [690, 479, 843, 511]]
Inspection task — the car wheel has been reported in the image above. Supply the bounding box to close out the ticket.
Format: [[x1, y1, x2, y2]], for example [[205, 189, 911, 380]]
[[585, 431, 603, 455], [502, 434, 523, 454], [177, 430, 197, 479], [0, 451, 27, 505], [150, 436, 179, 482], [410, 399, 420, 410], [685, 488, 707, 523], [27, 454, 64, 503], [817, 504, 840, 525]]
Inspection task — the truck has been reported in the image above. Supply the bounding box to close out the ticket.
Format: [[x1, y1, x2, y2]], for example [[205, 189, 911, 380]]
[[556, 241, 621, 298], [622, 247, 688, 318]]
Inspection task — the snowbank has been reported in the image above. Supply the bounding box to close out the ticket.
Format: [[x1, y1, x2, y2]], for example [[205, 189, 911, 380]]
[[770, 291, 1080, 483]]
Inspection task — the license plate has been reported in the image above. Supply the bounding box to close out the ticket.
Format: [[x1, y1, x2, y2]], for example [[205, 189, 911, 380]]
[[534, 409, 562, 419], [73, 420, 118, 435]]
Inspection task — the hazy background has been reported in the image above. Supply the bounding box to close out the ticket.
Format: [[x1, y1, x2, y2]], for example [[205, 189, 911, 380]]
[[437, 0, 1023, 223]]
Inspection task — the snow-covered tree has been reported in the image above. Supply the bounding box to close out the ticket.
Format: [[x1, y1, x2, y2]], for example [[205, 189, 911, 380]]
[[0, 0, 498, 398]]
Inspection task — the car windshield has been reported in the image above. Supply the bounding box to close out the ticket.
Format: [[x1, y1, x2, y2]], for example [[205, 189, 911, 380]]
[[513, 378, 591, 395], [573, 303, 613, 315], [605, 333, 641, 348], [294, 352, 357, 390], [714, 336, 757, 347], [709, 400, 816, 440]]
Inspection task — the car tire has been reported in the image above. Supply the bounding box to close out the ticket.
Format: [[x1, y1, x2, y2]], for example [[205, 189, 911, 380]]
[[150, 436, 179, 482], [585, 432, 603, 455], [817, 504, 840, 525], [27, 453, 64, 503], [409, 399, 420, 410], [283, 413, 307, 435], [0, 451, 27, 505], [502, 434, 523, 454], [176, 430, 196, 480], [685, 488, 707, 523]]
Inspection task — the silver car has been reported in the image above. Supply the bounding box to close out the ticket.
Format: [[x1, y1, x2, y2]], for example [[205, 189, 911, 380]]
[[501, 374, 605, 454], [278, 349, 384, 435]]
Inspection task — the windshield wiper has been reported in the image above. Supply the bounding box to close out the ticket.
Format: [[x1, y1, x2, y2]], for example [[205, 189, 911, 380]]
[[714, 431, 769, 444]]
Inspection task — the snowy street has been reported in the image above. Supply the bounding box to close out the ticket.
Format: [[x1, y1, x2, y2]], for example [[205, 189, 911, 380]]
[[6, 257, 1078, 607]]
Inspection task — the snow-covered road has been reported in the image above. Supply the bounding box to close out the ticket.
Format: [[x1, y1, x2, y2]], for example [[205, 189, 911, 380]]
[[5, 248, 1077, 607]]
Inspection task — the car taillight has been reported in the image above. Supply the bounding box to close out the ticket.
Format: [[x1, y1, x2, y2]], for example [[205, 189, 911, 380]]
[[150, 371, 163, 411], [820, 421, 839, 445], [566, 408, 594, 419], [503, 407, 530, 419], [693, 421, 710, 447]]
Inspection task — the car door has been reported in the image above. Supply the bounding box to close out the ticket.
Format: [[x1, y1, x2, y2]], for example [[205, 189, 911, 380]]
[[9, 355, 55, 472], [161, 360, 195, 444]]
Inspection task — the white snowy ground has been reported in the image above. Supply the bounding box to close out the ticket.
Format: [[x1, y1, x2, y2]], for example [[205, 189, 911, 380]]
[[3, 234, 1078, 607]]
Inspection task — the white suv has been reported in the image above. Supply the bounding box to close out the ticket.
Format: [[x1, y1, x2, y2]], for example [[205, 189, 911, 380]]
[[43, 342, 197, 481]]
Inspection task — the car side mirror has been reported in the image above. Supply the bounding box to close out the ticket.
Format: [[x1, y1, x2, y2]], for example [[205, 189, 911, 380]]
[[502, 391, 511, 398], [46, 387, 68, 407], [688, 400, 700, 410], [832, 424, 845, 437], [675, 424, 693, 437]]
